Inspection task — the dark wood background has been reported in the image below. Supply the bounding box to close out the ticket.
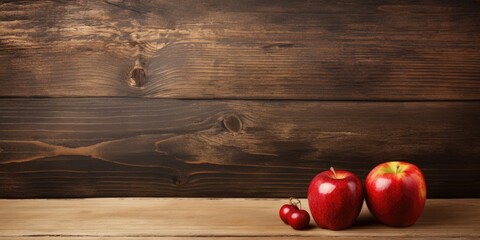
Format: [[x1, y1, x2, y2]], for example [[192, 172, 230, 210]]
[[0, 0, 479, 198]]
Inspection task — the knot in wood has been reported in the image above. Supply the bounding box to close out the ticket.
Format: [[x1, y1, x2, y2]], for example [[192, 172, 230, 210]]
[[172, 174, 187, 186], [223, 114, 242, 134], [128, 67, 146, 88]]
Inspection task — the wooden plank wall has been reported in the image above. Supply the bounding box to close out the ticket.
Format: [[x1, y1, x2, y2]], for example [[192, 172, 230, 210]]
[[0, 0, 479, 198]]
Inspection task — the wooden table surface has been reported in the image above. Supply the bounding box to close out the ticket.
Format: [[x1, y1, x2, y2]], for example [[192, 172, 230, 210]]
[[0, 198, 478, 239]]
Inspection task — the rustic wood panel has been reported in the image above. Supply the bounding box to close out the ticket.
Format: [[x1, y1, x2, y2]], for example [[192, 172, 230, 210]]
[[1, 0, 480, 99], [0, 98, 478, 198], [0, 198, 478, 239]]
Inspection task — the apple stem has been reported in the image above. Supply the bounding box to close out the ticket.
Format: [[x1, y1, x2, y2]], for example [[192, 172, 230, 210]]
[[395, 165, 400, 174], [330, 167, 338, 179], [289, 197, 301, 209]]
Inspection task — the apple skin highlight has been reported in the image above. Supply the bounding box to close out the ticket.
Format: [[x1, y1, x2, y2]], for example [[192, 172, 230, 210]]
[[365, 161, 427, 227]]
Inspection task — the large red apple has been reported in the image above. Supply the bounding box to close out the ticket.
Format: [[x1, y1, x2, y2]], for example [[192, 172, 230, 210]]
[[308, 167, 363, 230], [365, 161, 426, 227]]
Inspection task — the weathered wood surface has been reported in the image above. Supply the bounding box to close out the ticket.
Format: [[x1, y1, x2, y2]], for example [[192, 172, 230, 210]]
[[0, 198, 478, 239], [0, 99, 478, 198], [1, 0, 479, 199], [1, 0, 480, 99]]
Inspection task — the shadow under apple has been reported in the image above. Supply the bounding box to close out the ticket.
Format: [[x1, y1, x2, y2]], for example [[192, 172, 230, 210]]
[[348, 201, 458, 229]]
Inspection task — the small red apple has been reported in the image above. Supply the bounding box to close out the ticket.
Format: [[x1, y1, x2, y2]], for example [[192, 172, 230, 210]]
[[288, 209, 310, 230], [279, 204, 298, 224], [308, 167, 363, 230], [365, 161, 426, 227]]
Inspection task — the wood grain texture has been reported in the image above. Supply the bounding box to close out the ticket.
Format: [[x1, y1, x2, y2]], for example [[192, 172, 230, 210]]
[[0, 238, 467, 240], [1, 0, 480, 99], [0, 238, 469, 240], [0, 198, 478, 239], [0, 98, 478, 198]]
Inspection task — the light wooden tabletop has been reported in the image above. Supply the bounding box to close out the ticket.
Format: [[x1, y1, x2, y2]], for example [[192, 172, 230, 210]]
[[0, 198, 478, 239]]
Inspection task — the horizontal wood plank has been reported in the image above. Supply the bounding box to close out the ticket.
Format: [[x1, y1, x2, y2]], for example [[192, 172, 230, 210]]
[[1, 0, 480, 99], [0, 238, 465, 240], [0, 198, 478, 239], [0, 98, 478, 198]]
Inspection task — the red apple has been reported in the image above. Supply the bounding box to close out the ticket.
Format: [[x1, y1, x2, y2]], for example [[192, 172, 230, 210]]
[[288, 209, 310, 230], [365, 161, 426, 227], [308, 167, 363, 230], [279, 204, 298, 224]]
